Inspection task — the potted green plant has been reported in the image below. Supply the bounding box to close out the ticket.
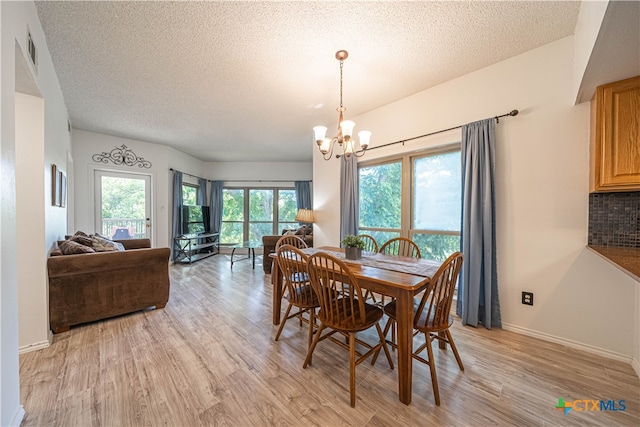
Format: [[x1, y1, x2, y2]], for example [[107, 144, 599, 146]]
[[341, 234, 365, 260]]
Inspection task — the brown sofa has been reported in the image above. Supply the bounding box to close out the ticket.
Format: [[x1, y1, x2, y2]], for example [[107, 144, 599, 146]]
[[262, 227, 313, 274], [47, 238, 170, 333]]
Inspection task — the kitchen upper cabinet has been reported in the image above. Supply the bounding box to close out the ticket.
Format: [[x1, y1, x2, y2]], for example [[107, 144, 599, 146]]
[[591, 76, 640, 192]]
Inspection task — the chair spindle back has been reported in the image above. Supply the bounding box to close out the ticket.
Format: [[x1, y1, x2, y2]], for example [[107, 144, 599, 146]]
[[414, 252, 463, 329], [379, 237, 421, 258], [276, 244, 313, 306], [276, 234, 308, 250], [307, 252, 366, 329], [357, 234, 379, 253]]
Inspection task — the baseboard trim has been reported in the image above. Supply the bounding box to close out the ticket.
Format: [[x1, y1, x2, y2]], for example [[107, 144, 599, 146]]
[[9, 405, 25, 427], [18, 332, 52, 354], [632, 357, 640, 378], [502, 322, 633, 365]]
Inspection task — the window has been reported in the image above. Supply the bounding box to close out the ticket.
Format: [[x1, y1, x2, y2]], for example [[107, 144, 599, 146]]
[[249, 189, 273, 241], [277, 189, 298, 232], [221, 187, 297, 244], [359, 161, 402, 244], [412, 150, 461, 260], [359, 146, 461, 261], [221, 189, 245, 244], [182, 184, 197, 206]]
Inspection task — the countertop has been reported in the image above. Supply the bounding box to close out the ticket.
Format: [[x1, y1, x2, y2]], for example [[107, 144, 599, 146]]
[[587, 245, 640, 283]]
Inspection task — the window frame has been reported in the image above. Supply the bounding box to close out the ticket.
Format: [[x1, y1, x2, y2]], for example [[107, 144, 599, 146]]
[[358, 142, 461, 260], [221, 186, 297, 244]]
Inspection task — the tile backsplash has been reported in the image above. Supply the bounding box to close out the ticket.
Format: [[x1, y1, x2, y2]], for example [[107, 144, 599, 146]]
[[588, 191, 640, 247]]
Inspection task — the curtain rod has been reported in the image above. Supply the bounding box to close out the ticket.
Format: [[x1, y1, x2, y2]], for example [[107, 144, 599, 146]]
[[224, 179, 312, 183], [337, 109, 519, 158], [169, 169, 311, 183], [169, 169, 204, 180]]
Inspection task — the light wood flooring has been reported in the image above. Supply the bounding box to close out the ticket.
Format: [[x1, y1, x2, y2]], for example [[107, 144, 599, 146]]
[[20, 254, 640, 426]]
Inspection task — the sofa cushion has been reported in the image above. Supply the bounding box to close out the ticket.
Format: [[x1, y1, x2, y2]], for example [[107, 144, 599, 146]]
[[59, 240, 96, 255]]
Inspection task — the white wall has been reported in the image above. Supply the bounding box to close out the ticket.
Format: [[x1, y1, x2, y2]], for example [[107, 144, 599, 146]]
[[15, 93, 48, 350], [73, 130, 173, 248], [0, 1, 21, 421], [206, 161, 312, 183], [573, 1, 640, 104], [313, 36, 637, 361], [573, 0, 609, 102], [1, 1, 71, 425]]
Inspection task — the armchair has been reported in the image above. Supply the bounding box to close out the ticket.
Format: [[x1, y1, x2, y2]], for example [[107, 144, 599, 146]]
[[261, 226, 313, 274]]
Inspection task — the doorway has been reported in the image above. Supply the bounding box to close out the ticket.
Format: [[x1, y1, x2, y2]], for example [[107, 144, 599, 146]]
[[94, 170, 152, 240]]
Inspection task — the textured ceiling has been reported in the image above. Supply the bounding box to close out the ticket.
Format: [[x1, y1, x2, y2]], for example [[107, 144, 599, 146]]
[[35, 1, 580, 162]]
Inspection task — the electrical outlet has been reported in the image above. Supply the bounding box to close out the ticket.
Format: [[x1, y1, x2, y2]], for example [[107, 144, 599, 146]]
[[522, 291, 533, 306]]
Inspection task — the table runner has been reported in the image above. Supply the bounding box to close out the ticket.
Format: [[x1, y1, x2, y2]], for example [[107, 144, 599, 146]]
[[302, 247, 441, 278]]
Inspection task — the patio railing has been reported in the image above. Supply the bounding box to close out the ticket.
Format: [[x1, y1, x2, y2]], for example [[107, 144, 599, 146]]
[[101, 218, 147, 239]]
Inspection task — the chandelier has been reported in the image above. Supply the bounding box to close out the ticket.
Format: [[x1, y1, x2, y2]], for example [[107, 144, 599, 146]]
[[313, 50, 371, 160]]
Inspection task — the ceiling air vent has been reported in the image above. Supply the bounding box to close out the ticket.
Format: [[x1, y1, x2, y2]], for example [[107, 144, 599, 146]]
[[27, 29, 37, 69]]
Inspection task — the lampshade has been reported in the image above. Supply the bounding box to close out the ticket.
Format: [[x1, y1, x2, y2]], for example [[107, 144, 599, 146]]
[[295, 208, 314, 224], [313, 126, 327, 141], [340, 120, 355, 138]]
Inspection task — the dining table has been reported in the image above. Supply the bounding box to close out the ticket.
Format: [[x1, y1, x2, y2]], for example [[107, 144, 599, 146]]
[[270, 245, 441, 405]]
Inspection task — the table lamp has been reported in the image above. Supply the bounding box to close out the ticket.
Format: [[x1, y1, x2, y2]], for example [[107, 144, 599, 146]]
[[295, 208, 314, 238]]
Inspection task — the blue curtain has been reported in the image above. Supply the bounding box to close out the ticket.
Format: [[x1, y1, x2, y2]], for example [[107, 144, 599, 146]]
[[197, 178, 207, 205], [294, 181, 312, 210], [456, 118, 501, 328], [209, 181, 224, 235], [171, 171, 183, 261], [340, 156, 359, 240]]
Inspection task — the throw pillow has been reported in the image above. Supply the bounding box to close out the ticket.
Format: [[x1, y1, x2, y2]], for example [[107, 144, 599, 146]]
[[295, 225, 312, 235], [284, 230, 296, 236], [69, 234, 94, 247], [90, 234, 125, 252], [59, 240, 96, 255]]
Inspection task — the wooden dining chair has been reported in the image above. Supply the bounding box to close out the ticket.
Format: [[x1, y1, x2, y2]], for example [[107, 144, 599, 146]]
[[379, 236, 421, 258], [303, 252, 394, 407], [375, 251, 464, 406], [275, 234, 308, 250], [357, 234, 379, 253], [275, 234, 310, 291], [357, 234, 380, 303], [377, 237, 421, 308], [274, 245, 319, 349]]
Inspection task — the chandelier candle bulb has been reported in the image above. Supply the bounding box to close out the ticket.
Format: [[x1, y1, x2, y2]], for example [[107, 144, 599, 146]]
[[313, 126, 327, 144], [344, 139, 355, 156], [358, 130, 371, 149], [320, 138, 331, 155], [340, 120, 355, 138]]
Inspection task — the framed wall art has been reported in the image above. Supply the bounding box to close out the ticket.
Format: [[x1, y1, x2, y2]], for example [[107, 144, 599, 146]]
[[51, 164, 60, 206], [51, 164, 67, 207]]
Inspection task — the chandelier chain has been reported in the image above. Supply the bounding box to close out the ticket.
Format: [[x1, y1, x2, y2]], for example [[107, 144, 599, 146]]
[[339, 60, 344, 109]]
